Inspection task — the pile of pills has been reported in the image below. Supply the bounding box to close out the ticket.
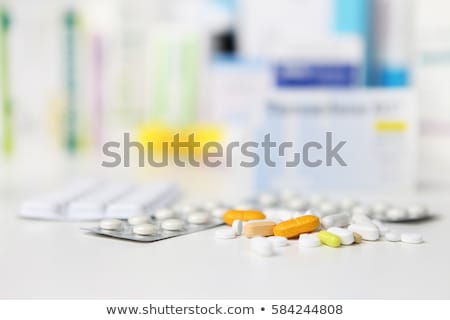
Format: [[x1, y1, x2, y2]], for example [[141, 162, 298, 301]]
[[214, 192, 427, 256]]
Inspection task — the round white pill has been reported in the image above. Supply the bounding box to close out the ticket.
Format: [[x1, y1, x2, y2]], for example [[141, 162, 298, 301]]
[[132, 223, 158, 236], [298, 233, 321, 248], [250, 237, 273, 256], [384, 231, 401, 242], [386, 207, 407, 221], [215, 228, 236, 239], [100, 219, 123, 231], [232, 219, 243, 236], [258, 193, 278, 207], [407, 205, 428, 219], [401, 233, 423, 244], [327, 227, 354, 245], [154, 208, 176, 220], [211, 207, 228, 219], [268, 236, 288, 247], [128, 215, 151, 225], [187, 212, 210, 225], [348, 223, 379, 241], [161, 219, 184, 231]]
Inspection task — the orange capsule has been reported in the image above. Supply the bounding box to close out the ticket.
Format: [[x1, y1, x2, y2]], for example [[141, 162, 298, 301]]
[[223, 210, 266, 225], [273, 215, 320, 238]]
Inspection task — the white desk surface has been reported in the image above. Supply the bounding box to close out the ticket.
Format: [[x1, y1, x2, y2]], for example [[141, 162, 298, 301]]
[[1, 186, 450, 299]]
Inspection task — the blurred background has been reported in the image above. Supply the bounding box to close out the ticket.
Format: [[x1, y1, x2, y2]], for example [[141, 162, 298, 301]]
[[0, 0, 450, 201]]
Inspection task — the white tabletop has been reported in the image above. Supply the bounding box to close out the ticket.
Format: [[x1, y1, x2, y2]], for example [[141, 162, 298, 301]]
[[1, 186, 449, 299]]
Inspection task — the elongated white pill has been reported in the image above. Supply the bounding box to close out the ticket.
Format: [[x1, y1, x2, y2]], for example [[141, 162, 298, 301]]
[[232, 219, 243, 236], [327, 227, 354, 245], [154, 208, 175, 220], [100, 219, 123, 231], [128, 215, 151, 225], [298, 233, 321, 248], [215, 228, 236, 239], [187, 212, 210, 225], [133, 223, 158, 236], [161, 219, 184, 231], [250, 237, 273, 256], [385, 231, 401, 242], [401, 233, 423, 244], [268, 236, 288, 247], [372, 219, 389, 235], [348, 223, 379, 241], [321, 213, 351, 229]]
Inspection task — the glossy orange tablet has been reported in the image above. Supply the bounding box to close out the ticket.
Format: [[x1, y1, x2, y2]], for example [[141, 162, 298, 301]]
[[223, 210, 266, 225], [273, 215, 320, 238]]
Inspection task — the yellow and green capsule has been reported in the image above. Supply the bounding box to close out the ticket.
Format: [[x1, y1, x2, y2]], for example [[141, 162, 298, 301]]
[[318, 230, 341, 248]]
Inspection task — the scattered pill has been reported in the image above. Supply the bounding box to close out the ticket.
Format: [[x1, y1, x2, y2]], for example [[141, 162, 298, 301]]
[[401, 233, 423, 244], [154, 208, 176, 220], [327, 227, 354, 245], [386, 207, 407, 221], [407, 205, 428, 219], [161, 219, 185, 231], [385, 231, 401, 242], [298, 233, 321, 248], [318, 230, 341, 248], [250, 237, 274, 256], [348, 223, 379, 241], [128, 215, 151, 225], [223, 209, 266, 225], [232, 219, 243, 236], [321, 212, 351, 229], [353, 232, 362, 244], [268, 236, 288, 247], [215, 228, 236, 239], [244, 221, 276, 238], [100, 219, 123, 231], [187, 212, 210, 225], [132, 223, 158, 236], [371, 219, 389, 235], [351, 212, 373, 225], [273, 215, 320, 238]]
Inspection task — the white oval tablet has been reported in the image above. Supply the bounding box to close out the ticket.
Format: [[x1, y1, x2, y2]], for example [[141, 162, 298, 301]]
[[161, 219, 184, 231], [322, 212, 351, 228], [133, 223, 158, 236], [268, 236, 288, 247], [250, 237, 273, 256], [371, 219, 389, 235], [215, 228, 236, 239], [232, 219, 243, 236], [384, 231, 401, 242], [187, 212, 210, 225], [154, 208, 175, 220], [401, 233, 423, 244], [386, 207, 407, 221], [327, 227, 354, 245], [298, 233, 321, 248], [100, 219, 123, 231], [348, 223, 379, 241], [128, 215, 151, 225]]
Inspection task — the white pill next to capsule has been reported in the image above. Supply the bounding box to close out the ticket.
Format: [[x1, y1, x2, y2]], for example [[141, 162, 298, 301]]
[[327, 227, 354, 245], [298, 233, 321, 248], [100, 219, 123, 231], [161, 219, 184, 231], [348, 223, 379, 241], [232, 219, 243, 236]]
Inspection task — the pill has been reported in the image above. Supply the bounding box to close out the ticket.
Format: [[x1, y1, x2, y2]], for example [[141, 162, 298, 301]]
[[353, 232, 362, 244], [161, 219, 185, 231], [327, 227, 354, 245], [318, 202, 338, 216], [371, 219, 389, 235], [154, 208, 176, 220], [250, 237, 274, 256], [407, 205, 428, 219], [285, 198, 309, 211], [128, 215, 151, 225], [384, 231, 401, 242], [321, 212, 351, 229], [318, 230, 341, 248], [132, 223, 158, 236], [223, 209, 266, 225], [352, 205, 371, 217], [187, 212, 210, 224], [258, 193, 278, 207], [401, 233, 423, 244], [340, 198, 358, 211], [386, 207, 407, 221], [232, 219, 243, 236], [268, 236, 288, 247], [211, 207, 228, 219], [298, 233, 321, 248], [215, 228, 236, 239], [273, 215, 320, 238], [351, 212, 372, 225], [348, 223, 379, 241], [100, 219, 123, 231], [244, 221, 276, 238]]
